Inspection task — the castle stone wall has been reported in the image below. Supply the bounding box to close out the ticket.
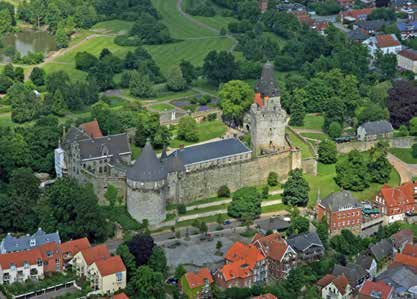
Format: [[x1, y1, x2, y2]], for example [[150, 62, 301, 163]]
[[175, 150, 300, 203], [337, 137, 416, 153]]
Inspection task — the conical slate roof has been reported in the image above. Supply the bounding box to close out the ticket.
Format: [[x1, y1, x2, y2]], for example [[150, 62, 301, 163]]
[[256, 62, 280, 97], [127, 141, 167, 182]]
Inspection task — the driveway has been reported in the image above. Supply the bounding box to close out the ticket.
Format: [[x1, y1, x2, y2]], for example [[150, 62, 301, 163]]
[[387, 153, 417, 183]]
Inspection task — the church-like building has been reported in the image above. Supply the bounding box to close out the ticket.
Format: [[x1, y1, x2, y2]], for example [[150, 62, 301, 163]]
[[56, 63, 302, 225]]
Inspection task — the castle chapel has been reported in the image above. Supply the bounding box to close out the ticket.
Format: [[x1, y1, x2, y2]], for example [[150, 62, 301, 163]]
[[56, 63, 302, 225]]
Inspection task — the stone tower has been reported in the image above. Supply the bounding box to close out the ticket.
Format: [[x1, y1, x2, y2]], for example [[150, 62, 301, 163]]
[[126, 141, 167, 225], [249, 62, 288, 156]]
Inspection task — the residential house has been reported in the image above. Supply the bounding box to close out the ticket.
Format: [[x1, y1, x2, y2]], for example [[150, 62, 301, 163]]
[[375, 182, 417, 223], [376, 265, 417, 297], [88, 255, 126, 296], [369, 239, 394, 264], [348, 29, 370, 43], [398, 48, 417, 73], [71, 244, 111, 277], [287, 232, 324, 263], [358, 280, 393, 299], [333, 264, 370, 289], [60, 237, 91, 263], [397, 21, 417, 39], [252, 233, 297, 280], [252, 294, 278, 299], [0, 248, 44, 284], [316, 191, 362, 235], [259, 0, 268, 13], [356, 20, 388, 35], [182, 268, 213, 299], [338, 0, 355, 9], [391, 253, 417, 272], [80, 119, 103, 139], [276, 3, 306, 12], [0, 228, 61, 254], [39, 242, 63, 273], [402, 243, 417, 257], [215, 242, 267, 288], [356, 254, 378, 278], [340, 8, 374, 23], [256, 217, 290, 235], [317, 274, 352, 299], [112, 293, 129, 299], [312, 21, 329, 35], [357, 120, 394, 142], [391, 229, 413, 252], [363, 34, 402, 58]]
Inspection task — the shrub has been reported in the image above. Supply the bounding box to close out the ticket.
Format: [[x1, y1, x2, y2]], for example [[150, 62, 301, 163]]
[[328, 121, 342, 139], [114, 35, 142, 46], [318, 140, 337, 164], [412, 143, 417, 158], [218, 185, 230, 198], [207, 113, 217, 121], [262, 185, 269, 199], [177, 204, 186, 215], [267, 172, 278, 186]]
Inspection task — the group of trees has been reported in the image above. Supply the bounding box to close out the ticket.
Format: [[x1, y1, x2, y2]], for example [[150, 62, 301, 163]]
[[0, 63, 24, 93], [388, 80, 417, 128], [282, 169, 310, 206], [335, 142, 392, 191], [228, 187, 262, 221]]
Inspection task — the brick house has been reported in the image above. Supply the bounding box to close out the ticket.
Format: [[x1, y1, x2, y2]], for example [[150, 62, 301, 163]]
[[252, 233, 297, 280], [398, 48, 417, 73], [317, 191, 362, 235], [375, 182, 417, 223]]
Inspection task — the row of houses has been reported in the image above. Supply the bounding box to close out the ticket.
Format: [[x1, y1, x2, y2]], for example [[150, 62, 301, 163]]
[[0, 231, 127, 297]]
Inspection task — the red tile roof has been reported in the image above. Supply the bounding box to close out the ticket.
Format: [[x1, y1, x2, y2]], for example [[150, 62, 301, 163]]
[[317, 274, 349, 295], [60, 238, 91, 258], [80, 120, 103, 139], [393, 253, 417, 268], [403, 243, 417, 257], [252, 233, 289, 262], [359, 280, 393, 299], [376, 34, 401, 48], [184, 268, 213, 289], [317, 274, 337, 287], [342, 8, 374, 20], [94, 255, 126, 277], [378, 183, 417, 214], [80, 244, 110, 266], [252, 294, 278, 299], [255, 93, 263, 108], [0, 247, 43, 270], [399, 49, 417, 61], [111, 293, 129, 299], [38, 242, 62, 272], [297, 14, 314, 26]]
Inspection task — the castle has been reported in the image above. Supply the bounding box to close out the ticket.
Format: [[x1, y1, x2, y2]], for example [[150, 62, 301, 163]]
[[55, 63, 303, 225]]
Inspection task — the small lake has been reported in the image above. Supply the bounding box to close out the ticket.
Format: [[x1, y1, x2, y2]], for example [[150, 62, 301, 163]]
[[0, 31, 57, 62]]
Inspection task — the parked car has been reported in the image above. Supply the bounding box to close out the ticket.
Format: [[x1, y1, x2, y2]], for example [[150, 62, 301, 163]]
[[223, 220, 232, 225]]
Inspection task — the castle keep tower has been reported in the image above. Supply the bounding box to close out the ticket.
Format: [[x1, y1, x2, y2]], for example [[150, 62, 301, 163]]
[[126, 141, 167, 225], [249, 62, 288, 156]]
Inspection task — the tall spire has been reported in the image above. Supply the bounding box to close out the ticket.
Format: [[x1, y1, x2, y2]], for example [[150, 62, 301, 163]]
[[256, 62, 280, 98]]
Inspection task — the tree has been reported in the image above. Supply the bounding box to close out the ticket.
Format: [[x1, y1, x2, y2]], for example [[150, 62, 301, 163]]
[[216, 240, 223, 254], [398, 125, 409, 137], [148, 246, 167, 274], [358, 103, 387, 124], [37, 177, 112, 242], [74, 3, 97, 28], [267, 172, 278, 186], [289, 89, 306, 126], [3, 63, 14, 80], [199, 221, 208, 236], [283, 169, 310, 206], [174, 264, 187, 280], [316, 218, 329, 247], [412, 143, 417, 158], [177, 116, 199, 142], [227, 187, 261, 219], [55, 21, 69, 48], [51, 90, 67, 116], [335, 150, 369, 191], [289, 216, 309, 235], [14, 67, 24, 82], [129, 70, 155, 98], [116, 244, 137, 274], [410, 117, 417, 136], [219, 80, 254, 125], [129, 13, 171, 44], [203, 50, 238, 85], [375, 52, 397, 80], [127, 234, 155, 267], [368, 141, 392, 184], [167, 67, 187, 91], [180, 60, 197, 84], [104, 184, 119, 207], [0, 9, 12, 33], [388, 80, 417, 128], [30, 67, 45, 86], [7, 82, 37, 123], [328, 121, 342, 139], [218, 185, 231, 198], [129, 266, 165, 299], [0, 130, 31, 181], [0, 75, 13, 93], [262, 185, 269, 199], [75, 52, 98, 72], [318, 140, 337, 164]]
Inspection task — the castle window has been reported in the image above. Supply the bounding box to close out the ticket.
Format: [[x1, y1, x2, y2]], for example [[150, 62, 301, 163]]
[[99, 167, 102, 173]]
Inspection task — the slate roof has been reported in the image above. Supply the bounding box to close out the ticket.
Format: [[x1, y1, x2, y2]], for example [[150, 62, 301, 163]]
[[377, 265, 417, 290], [256, 62, 280, 97], [370, 239, 393, 261], [320, 191, 360, 212], [287, 232, 324, 252], [356, 254, 374, 270], [0, 229, 61, 254], [348, 29, 369, 42], [333, 263, 368, 287], [62, 127, 90, 149], [391, 229, 413, 250], [78, 133, 130, 160], [397, 21, 417, 32], [169, 138, 251, 166], [357, 20, 388, 31], [359, 120, 393, 136], [256, 217, 290, 233], [127, 141, 167, 182]]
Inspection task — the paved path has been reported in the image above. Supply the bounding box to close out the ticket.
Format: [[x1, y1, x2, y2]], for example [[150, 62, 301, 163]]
[[292, 128, 324, 134], [387, 153, 417, 183]]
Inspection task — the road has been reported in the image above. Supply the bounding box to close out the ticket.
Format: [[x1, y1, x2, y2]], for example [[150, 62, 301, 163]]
[[387, 153, 417, 183]]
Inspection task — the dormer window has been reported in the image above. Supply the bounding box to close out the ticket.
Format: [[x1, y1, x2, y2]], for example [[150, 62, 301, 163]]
[[30, 239, 36, 247], [10, 263, 16, 270], [24, 262, 29, 269]]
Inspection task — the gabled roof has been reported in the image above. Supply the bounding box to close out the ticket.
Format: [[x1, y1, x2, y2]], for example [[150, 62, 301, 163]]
[[317, 274, 350, 295], [370, 239, 393, 261], [377, 265, 417, 289], [252, 233, 290, 262], [333, 264, 368, 286], [94, 255, 126, 277], [1, 228, 61, 253], [256, 62, 280, 97], [397, 21, 417, 32], [359, 280, 393, 299], [80, 244, 110, 266], [342, 8, 374, 20], [287, 232, 323, 252], [378, 182, 417, 210], [80, 120, 103, 139], [403, 243, 417, 257], [375, 34, 401, 48], [0, 247, 43, 270], [398, 48, 417, 61], [112, 293, 129, 299], [348, 29, 369, 42], [320, 191, 360, 212], [184, 268, 213, 289], [60, 238, 91, 257], [38, 242, 61, 272], [252, 294, 278, 299], [78, 133, 130, 160], [393, 253, 417, 268], [62, 127, 90, 149], [359, 120, 393, 136], [391, 229, 413, 249], [356, 254, 374, 270], [357, 20, 388, 31]]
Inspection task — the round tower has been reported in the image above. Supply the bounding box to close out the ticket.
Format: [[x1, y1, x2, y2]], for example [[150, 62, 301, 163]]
[[126, 141, 167, 225]]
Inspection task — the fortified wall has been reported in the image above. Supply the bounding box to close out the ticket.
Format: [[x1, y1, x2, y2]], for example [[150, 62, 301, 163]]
[[337, 136, 416, 153]]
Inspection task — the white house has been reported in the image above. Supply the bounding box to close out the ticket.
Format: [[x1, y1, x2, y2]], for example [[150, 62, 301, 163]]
[[317, 274, 352, 299], [357, 120, 394, 142], [363, 34, 402, 58], [398, 48, 417, 73], [0, 249, 44, 284]]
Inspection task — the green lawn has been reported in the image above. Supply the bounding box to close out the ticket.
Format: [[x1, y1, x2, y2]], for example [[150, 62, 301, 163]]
[[294, 114, 324, 131], [300, 132, 329, 142], [184, 203, 228, 216], [149, 103, 176, 111], [122, 89, 198, 102], [389, 148, 417, 164], [170, 120, 227, 148], [91, 20, 134, 34], [286, 129, 314, 159], [0, 112, 14, 127], [261, 203, 287, 214]]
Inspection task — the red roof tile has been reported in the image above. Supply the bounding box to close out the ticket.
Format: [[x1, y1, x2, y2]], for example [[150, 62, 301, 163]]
[[38, 242, 62, 272], [403, 243, 417, 257], [80, 244, 110, 266], [255, 93, 263, 108], [317, 274, 337, 287], [110, 293, 129, 299], [399, 49, 417, 61], [378, 182, 417, 213], [343, 8, 374, 20], [252, 294, 278, 299], [317, 274, 349, 295], [376, 34, 401, 48], [184, 268, 213, 289], [297, 14, 314, 26], [0, 247, 43, 270], [253, 233, 289, 262], [94, 255, 126, 277], [359, 280, 393, 299], [393, 253, 417, 268], [60, 238, 91, 258], [80, 120, 103, 139]]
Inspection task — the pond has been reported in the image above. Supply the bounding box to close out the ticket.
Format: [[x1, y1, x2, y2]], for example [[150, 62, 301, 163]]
[[0, 31, 57, 62]]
